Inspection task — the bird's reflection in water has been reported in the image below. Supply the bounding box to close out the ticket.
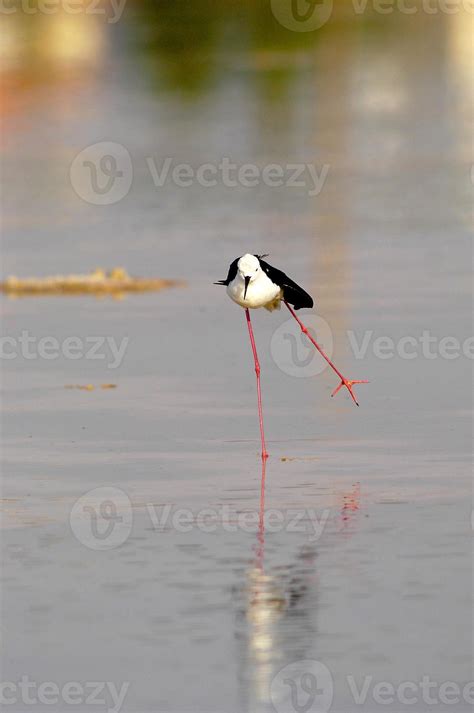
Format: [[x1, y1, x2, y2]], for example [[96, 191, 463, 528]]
[[340, 481, 361, 528], [234, 460, 319, 713]]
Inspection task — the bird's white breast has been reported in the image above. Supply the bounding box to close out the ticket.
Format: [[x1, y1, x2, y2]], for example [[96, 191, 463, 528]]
[[227, 271, 282, 310]]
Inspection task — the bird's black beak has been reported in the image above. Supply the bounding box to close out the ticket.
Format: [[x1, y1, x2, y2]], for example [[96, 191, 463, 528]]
[[244, 276, 251, 300]]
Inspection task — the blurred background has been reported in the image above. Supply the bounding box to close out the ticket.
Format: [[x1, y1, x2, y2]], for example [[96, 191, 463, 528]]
[[2, 0, 472, 280], [1, 2, 473, 712]]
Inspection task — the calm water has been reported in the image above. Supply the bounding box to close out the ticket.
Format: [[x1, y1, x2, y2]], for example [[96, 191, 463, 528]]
[[2, 4, 472, 712]]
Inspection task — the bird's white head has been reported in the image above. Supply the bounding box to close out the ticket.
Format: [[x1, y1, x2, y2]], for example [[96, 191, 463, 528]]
[[237, 254, 260, 280], [237, 254, 261, 299]]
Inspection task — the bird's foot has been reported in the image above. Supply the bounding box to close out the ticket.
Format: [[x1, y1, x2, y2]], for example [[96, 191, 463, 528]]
[[331, 379, 369, 406], [261, 450, 269, 461]]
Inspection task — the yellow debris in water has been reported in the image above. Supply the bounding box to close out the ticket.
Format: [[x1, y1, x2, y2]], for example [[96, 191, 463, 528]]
[[65, 384, 95, 391], [65, 384, 117, 390], [1, 268, 184, 296]]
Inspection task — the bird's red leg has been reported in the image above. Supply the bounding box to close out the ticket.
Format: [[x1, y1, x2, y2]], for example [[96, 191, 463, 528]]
[[245, 308, 269, 460], [284, 301, 368, 406]]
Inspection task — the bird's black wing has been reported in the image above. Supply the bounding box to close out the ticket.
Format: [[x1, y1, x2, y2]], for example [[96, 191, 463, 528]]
[[259, 259, 314, 310], [214, 258, 238, 286]]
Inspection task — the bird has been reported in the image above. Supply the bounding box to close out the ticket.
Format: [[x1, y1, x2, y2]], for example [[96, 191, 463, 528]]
[[215, 253, 368, 460]]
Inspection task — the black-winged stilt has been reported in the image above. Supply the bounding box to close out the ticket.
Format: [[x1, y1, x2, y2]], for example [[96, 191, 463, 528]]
[[215, 253, 368, 460]]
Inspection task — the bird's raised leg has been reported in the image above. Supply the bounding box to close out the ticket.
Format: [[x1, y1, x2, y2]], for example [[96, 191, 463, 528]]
[[245, 308, 269, 460], [284, 301, 368, 406]]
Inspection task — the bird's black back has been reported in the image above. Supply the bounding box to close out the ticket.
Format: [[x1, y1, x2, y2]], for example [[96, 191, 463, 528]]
[[258, 258, 314, 310]]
